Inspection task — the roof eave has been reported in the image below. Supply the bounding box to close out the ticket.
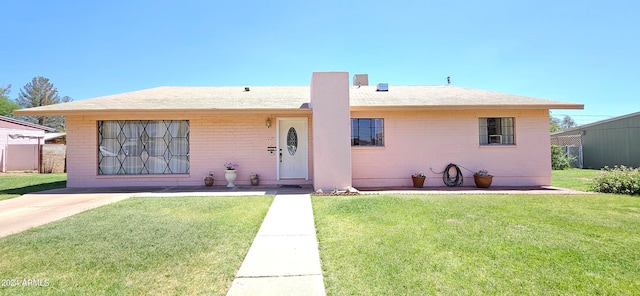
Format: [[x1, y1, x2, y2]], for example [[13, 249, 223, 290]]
[[14, 108, 312, 116], [350, 104, 584, 111]]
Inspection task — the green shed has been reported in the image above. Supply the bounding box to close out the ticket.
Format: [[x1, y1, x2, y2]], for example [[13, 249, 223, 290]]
[[551, 111, 640, 169]]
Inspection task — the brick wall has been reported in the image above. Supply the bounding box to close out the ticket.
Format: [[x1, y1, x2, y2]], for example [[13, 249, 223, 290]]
[[65, 112, 312, 187], [351, 109, 551, 187], [42, 144, 66, 173]]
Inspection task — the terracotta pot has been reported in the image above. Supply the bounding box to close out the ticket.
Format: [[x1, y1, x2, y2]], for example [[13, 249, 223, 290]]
[[473, 175, 493, 188], [412, 176, 426, 188], [204, 177, 214, 187]]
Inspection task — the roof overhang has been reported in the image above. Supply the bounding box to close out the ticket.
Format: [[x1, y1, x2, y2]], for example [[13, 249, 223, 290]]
[[350, 103, 584, 112], [14, 107, 312, 117]]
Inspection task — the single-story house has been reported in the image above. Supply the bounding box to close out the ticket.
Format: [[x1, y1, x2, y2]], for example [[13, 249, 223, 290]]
[[551, 111, 640, 169], [14, 72, 583, 189], [0, 115, 56, 172]]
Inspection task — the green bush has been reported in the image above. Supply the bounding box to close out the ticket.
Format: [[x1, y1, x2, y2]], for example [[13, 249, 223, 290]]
[[592, 166, 640, 195], [551, 145, 575, 170]]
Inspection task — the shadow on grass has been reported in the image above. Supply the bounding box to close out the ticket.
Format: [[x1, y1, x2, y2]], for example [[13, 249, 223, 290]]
[[0, 181, 67, 195]]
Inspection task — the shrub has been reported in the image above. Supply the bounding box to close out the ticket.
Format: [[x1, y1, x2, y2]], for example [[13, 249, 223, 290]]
[[551, 145, 575, 170], [592, 166, 640, 195]]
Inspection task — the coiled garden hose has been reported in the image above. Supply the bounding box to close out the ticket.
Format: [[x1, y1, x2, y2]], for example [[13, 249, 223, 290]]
[[443, 163, 464, 187]]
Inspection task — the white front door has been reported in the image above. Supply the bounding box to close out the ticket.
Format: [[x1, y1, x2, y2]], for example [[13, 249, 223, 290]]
[[278, 118, 308, 179]]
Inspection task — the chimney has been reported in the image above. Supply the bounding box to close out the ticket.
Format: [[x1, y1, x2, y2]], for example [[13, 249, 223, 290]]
[[353, 74, 369, 86]]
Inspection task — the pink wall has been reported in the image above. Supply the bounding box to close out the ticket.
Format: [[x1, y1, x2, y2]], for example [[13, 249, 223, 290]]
[[311, 72, 352, 191], [351, 109, 552, 187], [65, 113, 313, 187], [1, 128, 44, 172], [6, 144, 38, 171]]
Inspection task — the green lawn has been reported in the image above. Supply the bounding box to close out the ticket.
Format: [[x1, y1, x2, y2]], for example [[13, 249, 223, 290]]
[[313, 194, 640, 295], [551, 168, 600, 191], [0, 195, 273, 295], [0, 173, 67, 201]]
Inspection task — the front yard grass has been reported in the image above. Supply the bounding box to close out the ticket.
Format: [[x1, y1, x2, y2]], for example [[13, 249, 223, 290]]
[[0, 172, 67, 201], [551, 168, 600, 191], [313, 194, 640, 295], [0, 195, 273, 295]]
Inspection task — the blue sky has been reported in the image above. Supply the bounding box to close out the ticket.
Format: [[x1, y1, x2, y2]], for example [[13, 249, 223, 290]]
[[1, 0, 638, 125]]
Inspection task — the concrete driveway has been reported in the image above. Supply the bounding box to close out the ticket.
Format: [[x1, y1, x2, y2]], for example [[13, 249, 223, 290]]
[[0, 190, 132, 238]]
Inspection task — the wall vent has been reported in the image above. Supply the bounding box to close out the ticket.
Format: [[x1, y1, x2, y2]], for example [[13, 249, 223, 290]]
[[376, 83, 389, 92]]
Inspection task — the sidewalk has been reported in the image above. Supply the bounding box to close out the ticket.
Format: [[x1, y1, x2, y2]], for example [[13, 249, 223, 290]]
[[227, 194, 326, 296]]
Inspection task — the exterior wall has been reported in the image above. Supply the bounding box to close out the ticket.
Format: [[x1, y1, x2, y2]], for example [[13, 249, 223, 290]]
[[65, 113, 312, 187], [311, 72, 352, 191], [1, 128, 44, 172], [582, 114, 640, 168], [6, 144, 38, 171], [351, 109, 552, 187]]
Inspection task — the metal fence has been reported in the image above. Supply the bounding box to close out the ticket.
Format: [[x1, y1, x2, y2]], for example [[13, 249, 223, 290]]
[[551, 134, 583, 168], [563, 145, 583, 168]]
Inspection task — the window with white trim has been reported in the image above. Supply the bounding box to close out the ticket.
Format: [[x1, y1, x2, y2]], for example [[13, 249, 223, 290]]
[[479, 117, 515, 145], [351, 118, 384, 146], [98, 120, 190, 175]]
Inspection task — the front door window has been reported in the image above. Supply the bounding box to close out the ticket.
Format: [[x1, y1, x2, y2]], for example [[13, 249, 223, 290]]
[[287, 127, 298, 155]]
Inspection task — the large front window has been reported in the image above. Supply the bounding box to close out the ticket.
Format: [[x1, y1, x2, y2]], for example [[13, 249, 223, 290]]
[[98, 120, 190, 175], [479, 117, 515, 145], [351, 118, 384, 146]]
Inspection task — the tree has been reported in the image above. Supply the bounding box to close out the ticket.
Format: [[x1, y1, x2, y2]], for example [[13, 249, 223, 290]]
[[549, 112, 577, 132], [561, 115, 577, 130], [1, 85, 21, 117], [549, 112, 561, 132], [15, 76, 72, 130]]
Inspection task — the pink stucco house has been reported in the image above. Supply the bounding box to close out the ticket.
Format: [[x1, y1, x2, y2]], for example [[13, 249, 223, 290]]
[[14, 72, 583, 190]]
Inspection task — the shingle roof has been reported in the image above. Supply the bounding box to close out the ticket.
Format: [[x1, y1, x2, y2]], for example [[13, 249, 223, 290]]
[[0, 115, 57, 132], [350, 86, 582, 109], [14, 85, 582, 116]]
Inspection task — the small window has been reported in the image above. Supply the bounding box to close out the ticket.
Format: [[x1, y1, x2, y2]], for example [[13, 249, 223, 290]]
[[479, 117, 515, 145], [351, 118, 384, 146]]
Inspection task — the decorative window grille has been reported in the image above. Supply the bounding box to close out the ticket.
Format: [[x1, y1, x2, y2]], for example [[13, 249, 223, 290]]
[[98, 120, 190, 175]]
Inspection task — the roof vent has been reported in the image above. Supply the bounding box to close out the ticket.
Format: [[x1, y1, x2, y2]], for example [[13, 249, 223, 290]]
[[244, 87, 250, 92], [376, 83, 388, 92], [353, 74, 369, 86]]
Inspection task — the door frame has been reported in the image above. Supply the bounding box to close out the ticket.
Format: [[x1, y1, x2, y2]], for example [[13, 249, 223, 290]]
[[276, 117, 309, 180]]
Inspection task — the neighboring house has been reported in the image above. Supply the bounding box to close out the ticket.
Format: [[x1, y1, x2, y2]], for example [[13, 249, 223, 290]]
[[0, 115, 56, 172], [551, 111, 640, 169], [14, 72, 583, 189]]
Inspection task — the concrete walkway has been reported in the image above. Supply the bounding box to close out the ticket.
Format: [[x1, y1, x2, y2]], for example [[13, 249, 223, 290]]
[[227, 194, 326, 296]]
